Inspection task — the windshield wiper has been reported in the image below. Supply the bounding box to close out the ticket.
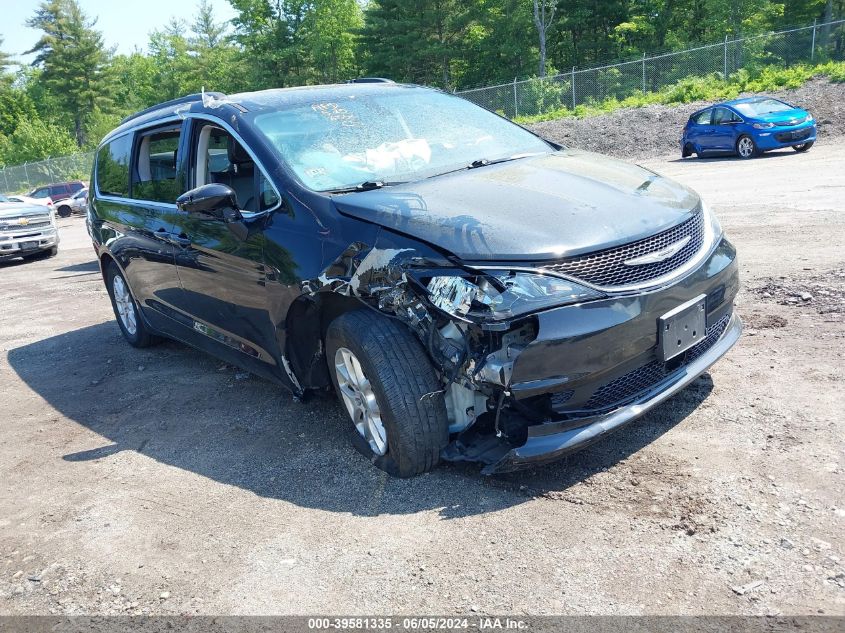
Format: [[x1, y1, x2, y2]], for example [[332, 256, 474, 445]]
[[428, 153, 541, 180], [326, 180, 404, 194]]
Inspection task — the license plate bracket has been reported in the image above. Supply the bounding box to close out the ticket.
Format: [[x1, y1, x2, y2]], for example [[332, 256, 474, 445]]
[[19, 241, 39, 251], [658, 294, 707, 362]]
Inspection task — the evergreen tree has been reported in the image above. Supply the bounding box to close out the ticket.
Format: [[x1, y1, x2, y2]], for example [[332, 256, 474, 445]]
[[26, 0, 112, 147]]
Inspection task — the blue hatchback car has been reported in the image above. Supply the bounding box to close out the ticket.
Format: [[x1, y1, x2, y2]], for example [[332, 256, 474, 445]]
[[681, 96, 816, 159]]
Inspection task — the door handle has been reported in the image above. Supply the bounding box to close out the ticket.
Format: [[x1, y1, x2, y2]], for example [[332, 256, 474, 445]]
[[168, 233, 192, 247], [156, 228, 191, 247]]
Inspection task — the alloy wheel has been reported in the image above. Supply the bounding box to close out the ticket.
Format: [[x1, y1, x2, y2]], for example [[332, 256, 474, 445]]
[[334, 347, 388, 456], [737, 137, 754, 158], [112, 274, 138, 335]]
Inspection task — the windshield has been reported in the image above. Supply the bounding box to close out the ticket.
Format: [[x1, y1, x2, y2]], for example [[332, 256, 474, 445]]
[[0, 195, 9, 203], [252, 89, 551, 192], [733, 98, 794, 117]]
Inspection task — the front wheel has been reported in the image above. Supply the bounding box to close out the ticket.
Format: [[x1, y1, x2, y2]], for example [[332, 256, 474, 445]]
[[105, 262, 158, 348], [325, 310, 449, 477], [736, 135, 758, 159], [793, 141, 814, 153], [57, 205, 72, 218]]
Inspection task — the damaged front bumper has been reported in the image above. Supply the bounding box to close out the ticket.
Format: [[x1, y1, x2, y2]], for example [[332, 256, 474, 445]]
[[483, 312, 741, 473]]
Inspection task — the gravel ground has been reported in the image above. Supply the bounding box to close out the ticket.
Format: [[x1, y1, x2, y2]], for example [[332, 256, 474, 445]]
[[529, 78, 845, 160], [1, 132, 844, 616]]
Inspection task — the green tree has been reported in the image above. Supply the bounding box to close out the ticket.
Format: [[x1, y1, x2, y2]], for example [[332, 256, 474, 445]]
[[26, 0, 112, 147], [301, 0, 362, 83], [0, 36, 13, 76], [0, 117, 77, 166], [360, 0, 474, 87]]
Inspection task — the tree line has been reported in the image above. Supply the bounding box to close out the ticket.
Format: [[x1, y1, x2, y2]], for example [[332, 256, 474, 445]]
[[0, 0, 842, 167]]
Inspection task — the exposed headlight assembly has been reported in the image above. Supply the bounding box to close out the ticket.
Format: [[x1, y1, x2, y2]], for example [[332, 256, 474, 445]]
[[752, 122, 775, 129], [426, 272, 603, 320]]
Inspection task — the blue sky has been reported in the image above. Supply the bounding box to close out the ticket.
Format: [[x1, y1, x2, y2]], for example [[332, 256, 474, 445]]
[[0, 0, 238, 63]]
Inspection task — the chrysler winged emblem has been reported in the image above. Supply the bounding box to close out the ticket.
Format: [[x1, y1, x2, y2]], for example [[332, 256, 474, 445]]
[[624, 235, 690, 266]]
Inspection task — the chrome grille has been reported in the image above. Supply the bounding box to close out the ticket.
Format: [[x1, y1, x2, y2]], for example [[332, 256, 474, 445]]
[[543, 210, 704, 288], [0, 216, 51, 232], [579, 314, 731, 413]]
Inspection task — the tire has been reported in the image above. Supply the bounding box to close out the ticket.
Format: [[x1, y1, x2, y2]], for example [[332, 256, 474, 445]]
[[793, 140, 814, 153], [57, 205, 72, 218], [325, 309, 449, 477], [682, 143, 693, 158], [736, 135, 758, 159], [105, 262, 158, 348]]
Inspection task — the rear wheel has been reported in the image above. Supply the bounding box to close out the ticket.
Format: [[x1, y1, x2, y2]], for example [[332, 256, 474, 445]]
[[736, 135, 758, 159], [57, 205, 72, 218], [793, 141, 814, 153], [326, 310, 449, 477], [682, 143, 694, 158], [105, 262, 158, 348]]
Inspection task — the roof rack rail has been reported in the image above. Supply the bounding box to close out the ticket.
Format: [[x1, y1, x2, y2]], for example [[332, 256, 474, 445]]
[[346, 77, 394, 84], [119, 92, 227, 125]]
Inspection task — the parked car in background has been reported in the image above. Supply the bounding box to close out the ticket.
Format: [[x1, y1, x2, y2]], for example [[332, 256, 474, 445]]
[[0, 195, 60, 260], [57, 187, 88, 217], [27, 180, 85, 205], [5, 194, 54, 209], [89, 85, 740, 478], [682, 96, 816, 159]]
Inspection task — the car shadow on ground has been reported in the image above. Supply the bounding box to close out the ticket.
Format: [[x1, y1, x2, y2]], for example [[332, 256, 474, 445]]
[[667, 148, 804, 164], [7, 321, 713, 519]]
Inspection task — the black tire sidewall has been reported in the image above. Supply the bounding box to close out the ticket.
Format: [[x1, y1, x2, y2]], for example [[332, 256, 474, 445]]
[[326, 321, 405, 476], [57, 206, 71, 218], [793, 140, 813, 152], [325, 310, 448, 477]]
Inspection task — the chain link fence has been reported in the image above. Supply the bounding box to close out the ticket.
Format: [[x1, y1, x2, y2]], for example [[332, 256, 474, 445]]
[[1, 19, 843, 189], [457, 19, 845, 119], [0, 151, 94, 194]]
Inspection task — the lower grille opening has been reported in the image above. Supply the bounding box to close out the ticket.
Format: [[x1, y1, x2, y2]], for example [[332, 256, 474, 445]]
[[554, 313, 731, 416]]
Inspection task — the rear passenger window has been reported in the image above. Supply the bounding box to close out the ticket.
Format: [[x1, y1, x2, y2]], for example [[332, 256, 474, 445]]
[[132, 127, 183, 203], [96, 134, 132, 197], [694, 110, 711, 125]]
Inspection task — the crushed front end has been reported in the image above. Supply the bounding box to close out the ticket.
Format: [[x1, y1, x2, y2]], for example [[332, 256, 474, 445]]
[[313, 201, 740, 474]]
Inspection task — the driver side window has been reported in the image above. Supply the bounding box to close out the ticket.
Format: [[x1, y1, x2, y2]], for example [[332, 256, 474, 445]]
[[193, 123, 279, 213], [713, 107, 741, 125]]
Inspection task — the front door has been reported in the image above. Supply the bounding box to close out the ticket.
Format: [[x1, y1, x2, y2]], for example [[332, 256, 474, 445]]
[[166, 120, 281, 379]]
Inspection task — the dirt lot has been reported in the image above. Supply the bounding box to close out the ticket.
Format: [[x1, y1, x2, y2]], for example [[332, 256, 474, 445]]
[[1, 140, 843, 616]]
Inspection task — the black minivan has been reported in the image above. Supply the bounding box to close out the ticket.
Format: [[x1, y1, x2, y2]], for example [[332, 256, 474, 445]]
[[88, 83, 740, 476]]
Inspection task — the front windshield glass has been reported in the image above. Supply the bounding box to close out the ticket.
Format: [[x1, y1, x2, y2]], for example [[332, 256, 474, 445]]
[[252, 89, 551, 192], [733, 98, 793, 117]]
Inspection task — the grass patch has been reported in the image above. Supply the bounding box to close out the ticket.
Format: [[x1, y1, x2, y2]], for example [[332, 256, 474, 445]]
[[515, 60, 845, 124]]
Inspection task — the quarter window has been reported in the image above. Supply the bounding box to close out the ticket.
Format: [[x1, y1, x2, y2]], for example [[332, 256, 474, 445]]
[[694, 110, 711, 125], [132, 127, 183, 203], [96, 135, 132, 198]]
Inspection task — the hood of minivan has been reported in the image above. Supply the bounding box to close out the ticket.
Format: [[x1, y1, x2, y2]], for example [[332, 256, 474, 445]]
[[333, 149, 700, 261]]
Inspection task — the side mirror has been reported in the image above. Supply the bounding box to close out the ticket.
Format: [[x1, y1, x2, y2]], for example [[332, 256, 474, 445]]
[[176, 184, 241, 222]]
